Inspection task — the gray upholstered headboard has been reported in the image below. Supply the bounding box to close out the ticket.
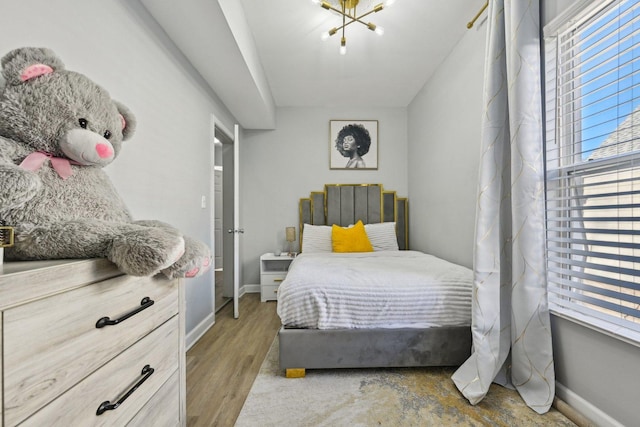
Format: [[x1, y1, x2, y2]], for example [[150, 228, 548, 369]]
[[299, 184, 409, 250]]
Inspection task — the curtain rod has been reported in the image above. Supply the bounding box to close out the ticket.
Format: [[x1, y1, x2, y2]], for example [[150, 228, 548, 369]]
[[467, 0, 489, 29]]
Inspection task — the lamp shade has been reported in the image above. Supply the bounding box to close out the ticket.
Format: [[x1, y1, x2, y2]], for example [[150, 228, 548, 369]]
[[285, 227, 296, 242]]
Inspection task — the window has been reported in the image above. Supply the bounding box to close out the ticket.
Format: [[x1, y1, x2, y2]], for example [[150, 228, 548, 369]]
[[544, 0, 640, 343]]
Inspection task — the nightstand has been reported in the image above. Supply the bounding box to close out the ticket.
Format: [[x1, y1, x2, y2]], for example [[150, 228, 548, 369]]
[[260, 253, 294, 302]]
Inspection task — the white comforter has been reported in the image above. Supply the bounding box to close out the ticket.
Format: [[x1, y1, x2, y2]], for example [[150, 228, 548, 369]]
[[276, 251, 472, 329]]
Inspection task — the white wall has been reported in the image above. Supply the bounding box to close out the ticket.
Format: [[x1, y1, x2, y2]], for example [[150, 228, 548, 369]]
[[407, 19, 486, 269], [0, 0, 237, 335], [240, 106, 408, 284]]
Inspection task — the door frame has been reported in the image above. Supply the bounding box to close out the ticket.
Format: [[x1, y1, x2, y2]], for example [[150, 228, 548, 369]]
[[232, 124, 240, 319], [210, 116, 236, 315]]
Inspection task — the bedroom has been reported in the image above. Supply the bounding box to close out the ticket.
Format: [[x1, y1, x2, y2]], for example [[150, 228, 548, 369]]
[[0, 0, 638, 426]]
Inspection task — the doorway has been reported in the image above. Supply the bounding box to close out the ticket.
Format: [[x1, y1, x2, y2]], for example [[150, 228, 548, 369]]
[[214, 126, 234, 313]]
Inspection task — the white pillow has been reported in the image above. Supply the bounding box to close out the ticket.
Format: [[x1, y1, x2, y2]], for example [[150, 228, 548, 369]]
[[364, 222, 399, 251], [301, 223, 332, 253]]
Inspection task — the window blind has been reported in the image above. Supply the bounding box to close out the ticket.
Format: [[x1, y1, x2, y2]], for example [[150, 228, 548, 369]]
[[545, 0, 640, 339]]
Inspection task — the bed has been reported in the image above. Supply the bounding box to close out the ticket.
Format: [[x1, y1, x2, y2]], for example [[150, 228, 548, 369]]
[[277, 184, 473, 378]]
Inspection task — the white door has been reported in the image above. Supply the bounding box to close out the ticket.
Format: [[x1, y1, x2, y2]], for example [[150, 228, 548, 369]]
[[232, 124, 241, 319]]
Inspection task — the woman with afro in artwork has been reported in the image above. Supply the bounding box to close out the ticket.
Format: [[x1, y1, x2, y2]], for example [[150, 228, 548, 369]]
[[334, 123, 372, 168]]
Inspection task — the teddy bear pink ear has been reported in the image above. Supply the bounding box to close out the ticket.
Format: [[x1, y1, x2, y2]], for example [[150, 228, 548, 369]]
[[114, 101, 136, 141], [20, 63, 54, 82]]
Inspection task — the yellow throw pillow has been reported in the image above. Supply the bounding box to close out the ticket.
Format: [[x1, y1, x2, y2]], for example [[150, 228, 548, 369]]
[[331, 220, 374, 253]]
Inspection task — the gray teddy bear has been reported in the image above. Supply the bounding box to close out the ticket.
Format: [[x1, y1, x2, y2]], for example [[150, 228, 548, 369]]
[[0, 47, 211, 279]]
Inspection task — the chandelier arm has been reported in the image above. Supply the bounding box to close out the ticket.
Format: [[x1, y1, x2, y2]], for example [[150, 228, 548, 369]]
[[352, 7, 381, 21], [322, 2, 382, 25], [353, 17, 376, 29], [321, 2, 345, 16], [327, 18, 358, 35], [320, 1, 383, 21]]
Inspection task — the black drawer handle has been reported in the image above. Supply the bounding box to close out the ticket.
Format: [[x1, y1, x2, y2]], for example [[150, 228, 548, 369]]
[[95, 297, 154, 329], [96, 364, 154, 416]]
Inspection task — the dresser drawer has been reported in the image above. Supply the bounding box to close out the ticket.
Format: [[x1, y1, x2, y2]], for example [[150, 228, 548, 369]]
[[3, 274, 179, 426], [20, 316, 179, 427], [128, 370, 181, 427], [261, 284, 280, 302], [261, 273, 286, 286]]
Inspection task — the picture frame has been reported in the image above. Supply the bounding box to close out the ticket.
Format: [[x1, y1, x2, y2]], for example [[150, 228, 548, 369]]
[[330, 120, 378, 170]]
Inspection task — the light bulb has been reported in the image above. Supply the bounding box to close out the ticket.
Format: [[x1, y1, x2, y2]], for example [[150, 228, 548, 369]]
[[340, 45, 347, 55], [323, 27, 338, 40], [375, 26, 385, 36], [311, 0, 321, 4], [385, 0, 396, 7]]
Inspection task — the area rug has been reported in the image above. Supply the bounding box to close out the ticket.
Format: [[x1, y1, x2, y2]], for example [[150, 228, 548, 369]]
[[235, 337, 576, 427]]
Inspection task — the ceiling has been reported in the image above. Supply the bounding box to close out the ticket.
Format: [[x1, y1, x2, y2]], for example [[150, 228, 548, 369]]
[[141, 0, 487, 129]]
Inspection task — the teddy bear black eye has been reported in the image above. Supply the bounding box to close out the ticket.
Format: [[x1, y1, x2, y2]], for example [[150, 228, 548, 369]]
[[78, 118, 88, 129], [103, 130, 112, 140]]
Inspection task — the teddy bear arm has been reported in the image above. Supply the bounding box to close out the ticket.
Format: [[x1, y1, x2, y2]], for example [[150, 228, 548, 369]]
[[0, 163, 42, 210], [7, 219, 128, 260], [132, 219, 180, 233], [7, 219, 186, 277]]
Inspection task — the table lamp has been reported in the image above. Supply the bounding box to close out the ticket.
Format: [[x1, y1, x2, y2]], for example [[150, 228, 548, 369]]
[[286, 226, 296, 257]]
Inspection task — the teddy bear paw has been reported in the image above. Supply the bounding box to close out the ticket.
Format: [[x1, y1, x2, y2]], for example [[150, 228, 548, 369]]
[[109, 228, 185, 276], [184, 255, 212, 278], [161, 235, 211, 280], [164, 254, 212, 280]]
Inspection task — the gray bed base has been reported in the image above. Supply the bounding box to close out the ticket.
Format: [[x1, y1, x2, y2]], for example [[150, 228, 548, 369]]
[[278, 326, 471, 372]]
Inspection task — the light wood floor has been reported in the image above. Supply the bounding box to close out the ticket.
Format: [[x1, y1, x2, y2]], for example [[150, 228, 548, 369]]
[[186, 293, 281, 427]]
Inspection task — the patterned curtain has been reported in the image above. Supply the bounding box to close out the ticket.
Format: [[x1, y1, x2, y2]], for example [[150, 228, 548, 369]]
[[451, 0, 554, 414]]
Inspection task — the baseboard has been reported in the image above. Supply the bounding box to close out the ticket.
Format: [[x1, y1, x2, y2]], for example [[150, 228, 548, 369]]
[[555, 382, 623, 427], [186, 312, 215, 351], [242, 284, 260, 295]]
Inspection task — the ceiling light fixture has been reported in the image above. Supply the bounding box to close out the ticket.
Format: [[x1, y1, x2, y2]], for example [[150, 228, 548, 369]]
[[312, 0, 395, 55]]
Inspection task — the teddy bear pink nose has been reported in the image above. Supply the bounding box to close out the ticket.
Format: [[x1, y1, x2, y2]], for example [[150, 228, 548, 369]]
[[95, 143, 114, 158]]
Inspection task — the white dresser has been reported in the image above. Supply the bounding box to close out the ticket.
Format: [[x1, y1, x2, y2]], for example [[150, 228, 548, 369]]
[[259, 253, 294, 302], [0, 258, 186, 426]]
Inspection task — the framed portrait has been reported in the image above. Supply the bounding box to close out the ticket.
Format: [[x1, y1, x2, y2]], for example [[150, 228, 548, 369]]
[[330, 120, 378, 170]]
